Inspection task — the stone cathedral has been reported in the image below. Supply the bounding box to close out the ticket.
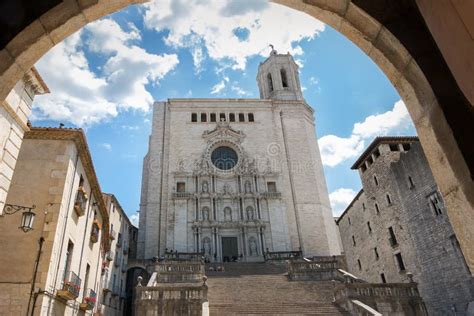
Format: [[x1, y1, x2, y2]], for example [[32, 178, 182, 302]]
[[137, 49, 341, 262]]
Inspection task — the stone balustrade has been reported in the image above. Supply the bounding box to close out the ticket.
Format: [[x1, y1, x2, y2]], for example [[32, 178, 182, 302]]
[[287, 256, 347, 281], [171, 192, 194, 199], [264, 250, 302, 261], [334, 282, 427, 315], [260, 192, 282, 199], [135, 283, 208, 316], [155, 261, 205, 283]]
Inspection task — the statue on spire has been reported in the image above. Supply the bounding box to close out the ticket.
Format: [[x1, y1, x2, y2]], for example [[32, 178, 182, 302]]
[[269, 44, 277, 55]]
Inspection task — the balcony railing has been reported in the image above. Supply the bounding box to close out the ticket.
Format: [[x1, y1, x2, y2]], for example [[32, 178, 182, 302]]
[[74, 187, 88, 217], [112, 284, 120, 296], [260, 191, 282, 199], [123, 243, 129, 255], [116, 236, 122, 248], [90, 220, 100, 243], [106, 251, 114, 261], [80, 289, 97, 311], [172, 192, 193, 199], [57, 271, 81, 300], [109, 229, 116, 240], [102, 282, 112, 293]]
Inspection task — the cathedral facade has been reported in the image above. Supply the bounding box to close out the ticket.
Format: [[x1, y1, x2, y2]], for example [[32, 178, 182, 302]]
[[138, 50, 341, 261]]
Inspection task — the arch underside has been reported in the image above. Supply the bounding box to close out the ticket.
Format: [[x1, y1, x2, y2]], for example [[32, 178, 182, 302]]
[[0, 0, 472, 274]]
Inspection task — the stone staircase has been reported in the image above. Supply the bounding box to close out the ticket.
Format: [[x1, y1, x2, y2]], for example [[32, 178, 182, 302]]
[[206, 262, 349, 315]]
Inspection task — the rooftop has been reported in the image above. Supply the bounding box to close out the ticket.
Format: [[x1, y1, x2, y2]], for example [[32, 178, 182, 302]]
[[351, 136, 419, 170]]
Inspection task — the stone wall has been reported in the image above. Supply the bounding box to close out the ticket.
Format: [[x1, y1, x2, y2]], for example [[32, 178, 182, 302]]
[[390, 143, 474, 314], [0, 130, 108, 316], [139, 98, 341, 261], [338, 139, 474, 314], [0, 69, 48, 215]]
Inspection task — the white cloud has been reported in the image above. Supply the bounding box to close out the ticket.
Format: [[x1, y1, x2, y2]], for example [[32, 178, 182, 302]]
[[211, 80, 226, 94], [143, 0, 325, 70], [319, 100, 413, 167], [210, 76, 229, 95], [329, 188, 358, 216], [231, 84, 251, 96], [192, 46, 205, 74], [121, 125, 140, 131], [129, 212, 139, 227], [319, 135, 365, 167], [100, 143, 112, 151], [33, 19, 179, 126], [352, 100, 411, 138]]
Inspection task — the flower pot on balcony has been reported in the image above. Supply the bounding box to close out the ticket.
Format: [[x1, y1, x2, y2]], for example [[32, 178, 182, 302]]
[[90, 220, 101, 243], [57, 272, 81, 300], [74, 187, 88, 217]]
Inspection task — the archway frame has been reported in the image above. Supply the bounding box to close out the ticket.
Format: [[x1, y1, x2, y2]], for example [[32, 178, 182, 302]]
[[0, 0, 472, 274]]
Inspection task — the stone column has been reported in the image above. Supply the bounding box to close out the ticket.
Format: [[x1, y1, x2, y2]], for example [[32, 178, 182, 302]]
[[242, 227, 247, 258], [259, 227, 266, 257]]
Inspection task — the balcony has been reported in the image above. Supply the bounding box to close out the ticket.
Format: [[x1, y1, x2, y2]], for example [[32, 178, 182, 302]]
[[80, 289, 97, 311], [74, 186, 88, 217], [112, 285, 120, 296], [57, 271, 81, 300], [106, 251, 114, 261], [261, 191, 281, 199], [90, 220, 101, 243], [172, 192, 193, 199], [109, 229, 116, 240]]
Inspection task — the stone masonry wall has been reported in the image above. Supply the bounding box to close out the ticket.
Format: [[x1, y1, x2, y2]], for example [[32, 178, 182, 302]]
[[391, 143, 474, 314]]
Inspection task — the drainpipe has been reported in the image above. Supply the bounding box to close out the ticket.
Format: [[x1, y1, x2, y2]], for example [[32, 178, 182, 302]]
[[27, 206, 52, 316]]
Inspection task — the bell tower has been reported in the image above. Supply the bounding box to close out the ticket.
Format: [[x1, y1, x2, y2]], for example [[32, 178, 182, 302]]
[[257, 47, 304, 101]]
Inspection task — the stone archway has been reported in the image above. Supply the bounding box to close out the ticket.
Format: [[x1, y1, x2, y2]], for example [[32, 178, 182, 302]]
[[0, 0, 472, 274]]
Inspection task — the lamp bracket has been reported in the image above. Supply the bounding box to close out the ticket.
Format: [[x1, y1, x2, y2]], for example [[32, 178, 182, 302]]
[[3, 203, 36, 215]]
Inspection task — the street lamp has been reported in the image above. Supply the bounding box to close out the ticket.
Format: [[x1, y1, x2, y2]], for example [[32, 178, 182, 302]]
[[3, 204, 36, 232]]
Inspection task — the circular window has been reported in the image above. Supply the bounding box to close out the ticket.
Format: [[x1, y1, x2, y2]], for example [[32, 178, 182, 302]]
[[211, 146, 238, 170]]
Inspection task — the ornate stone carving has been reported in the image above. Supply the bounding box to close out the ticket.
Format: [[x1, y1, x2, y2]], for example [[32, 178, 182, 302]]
[[203, 121, 245, 144], [202, 181, 209, 193], [202, 237, 211, 256], [249, 237, 258, 256]]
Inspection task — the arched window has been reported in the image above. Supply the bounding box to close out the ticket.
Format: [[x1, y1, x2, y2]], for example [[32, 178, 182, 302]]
[[280, 68, 288, 88], [267, 73, 273, 92]]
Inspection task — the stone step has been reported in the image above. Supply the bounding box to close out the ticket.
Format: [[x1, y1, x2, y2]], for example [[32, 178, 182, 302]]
[[206, 263, 348, 315]]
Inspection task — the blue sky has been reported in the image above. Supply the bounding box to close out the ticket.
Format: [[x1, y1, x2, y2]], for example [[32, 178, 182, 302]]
[[31, 0, 416, 224]]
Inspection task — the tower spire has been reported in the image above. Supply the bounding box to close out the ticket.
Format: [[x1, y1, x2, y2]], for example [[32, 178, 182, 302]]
[[256, 50, 304, 101]]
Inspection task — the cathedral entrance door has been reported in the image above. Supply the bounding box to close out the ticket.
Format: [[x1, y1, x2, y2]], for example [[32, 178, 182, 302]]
[[221, 237, 238, 262]]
